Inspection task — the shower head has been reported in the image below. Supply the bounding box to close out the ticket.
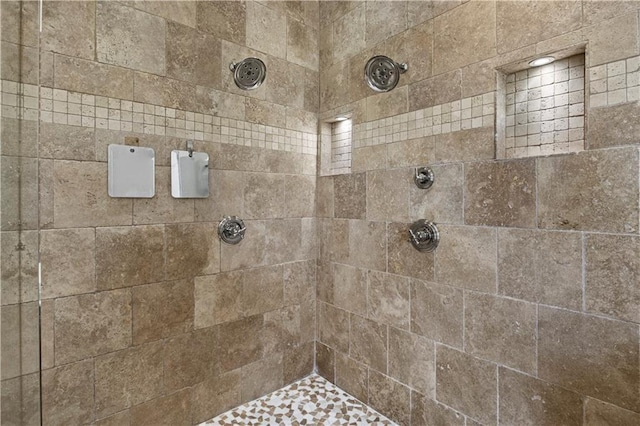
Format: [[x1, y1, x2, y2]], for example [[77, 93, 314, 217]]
[[364, 55, 408, 92], [229, 57, 266, 90]]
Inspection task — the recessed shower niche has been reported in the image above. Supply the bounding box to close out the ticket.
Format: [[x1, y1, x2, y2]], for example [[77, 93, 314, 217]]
[[319, 116, 353, 176], [496, 50, 586, 159]]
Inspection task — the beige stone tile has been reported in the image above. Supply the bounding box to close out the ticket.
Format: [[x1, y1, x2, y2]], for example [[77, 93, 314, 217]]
[[244, 98, 286, 128], [332, 4, 365, 62], [465, 293, 537, 374], [95, 225, 164, 290], [411, 391, 465, 426], [264, 219, 303, 265], [537, 147, 639, 233], [194, 86, 246, 119], [320, 60, 350, 111], [347, 47, 372, 103], [284, 341, 315, 383], [94, 410, 131, 426], [410, 162, 463, 225], [348, 220, 386, 271], [132, 279, 194, 344], [335, 352, 368, 403], [166, 21, 221, 88], [287, 16, 319, 71], [53, 161, 132, 228], [588, 102, 640, 150], [316, 341, 335, 383], [1, 373, 41, 426], [220, 220, 266, 271], [286, 107, 318, 133], [1, 117, 38, 158], [411, 279, 463, 348], [366, 168, 410, 222], [268, 58, 307, 109], [388, 327, 435, 397], [409, 69, 461, 111], [97, 2, 165, 75], [2, 156, 39, 231], [127, 0, 196, 27], [365, 1, 407, 48], [583, 0, 640, 26], [42, 360, 94, 426], [94, 342, 163, 418], [349, 314, 387, 373], [461, 59, 498, 98], [387, 222, 435, 281], [284, 175, 316, 218], [499, 367, 583, 425], [133, 167, 194, 225], [1, 41, 44, 85], [41, 300, 55, 370], [496, 0, 582, 54], [498, 229, 583, 310], [352, 146, 388, 173], [166, 222, 220, 280], [464, 158, 536, 228], [133, 72, 197, 112], [319, 218, 349, 264], [332, 263, 367, 316], [586, 234, 640, 323], [94, 132, 178, 166], [240, 354, 283, 403], [194, 169, 244, 222], [194, 271, 242, 329], [40, 159, 55, 229], [217, 315, 265, 374], [585, 397, 640, 426], [538, 306, 639, 411], [54, 289, 132, 364], [367, 271, 410, 330], [219, 40, 267, 101], [191, 370, 241, 424], [586, 12, 639, 66], [317, 259, 334, 304], [285, 254, 315, 307], [1, 0, 39, 47], [408, 0, 461, 28], [334, 173, 366, 219], [436, 346, 497, 425], [243, 173, 286, 219], [435, 127, 495, 163], [1, 302, 40, 379], [1, 230, 39, 304], [387, 137, 435, 169], [42, 0, 95, 60], [435, 225, 497, 293], [366, 86, 409, 122], [382, 21, 433, 87], [433, 0, 496, 74], [246, 1, 286, 58], [242, 265, 284, 317], [317, 176, 335, 218], [163, 328, 216, 391], [40, 228, 95, 299], [129, 390, 191, 426], [40, 123, 94, 161], [54, 55, 134, 100], [318, 302, 350, 353], [368, 370, 411, 426]]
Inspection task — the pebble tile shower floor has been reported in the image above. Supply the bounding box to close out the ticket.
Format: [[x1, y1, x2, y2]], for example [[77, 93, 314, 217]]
[[200, 374, 397, 425]]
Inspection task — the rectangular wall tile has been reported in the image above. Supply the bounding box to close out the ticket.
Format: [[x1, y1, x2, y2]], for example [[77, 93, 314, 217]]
[[538, 306, 639, 412], [349, 314, 387, 373], [537, 147, 639, 233], [411, 279, 463, 348], [436, 346, 497, 425]]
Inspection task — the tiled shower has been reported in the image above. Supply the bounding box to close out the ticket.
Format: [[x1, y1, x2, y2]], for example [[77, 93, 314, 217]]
[[1, 1, 639, 425]]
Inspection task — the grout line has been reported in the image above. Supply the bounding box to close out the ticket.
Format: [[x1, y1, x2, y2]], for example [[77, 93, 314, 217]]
[[581, 232, 587, 312]]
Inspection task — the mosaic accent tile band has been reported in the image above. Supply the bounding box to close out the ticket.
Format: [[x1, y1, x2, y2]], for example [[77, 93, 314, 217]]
[[0, 81, 318, 155], [201, 374, 397, 426], [352, 92, 496, 149], [589, 54, 640, 107], [504, 54, 585, 158]]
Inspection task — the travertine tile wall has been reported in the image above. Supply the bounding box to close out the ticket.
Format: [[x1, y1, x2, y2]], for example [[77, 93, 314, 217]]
[[1, 1, 319, 425], [317, 1, 640, 425], [330, 119, 352, 172]]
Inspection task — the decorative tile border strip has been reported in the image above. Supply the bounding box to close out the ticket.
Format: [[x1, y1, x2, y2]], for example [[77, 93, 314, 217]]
[[352, 92, 495, 149], [589, 54, 640, 107], [0, 81, 318, 156]]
